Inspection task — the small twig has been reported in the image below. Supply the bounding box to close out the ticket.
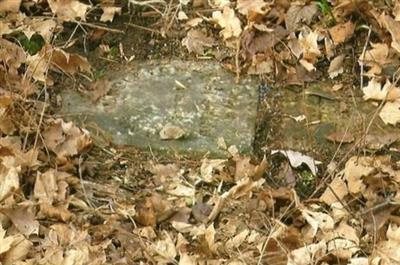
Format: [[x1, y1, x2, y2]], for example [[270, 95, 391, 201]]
[[125, 22, 161, 34], [79, 21, 125, 34], [235, 35, 242, 84], [359, 26, 372, 90]]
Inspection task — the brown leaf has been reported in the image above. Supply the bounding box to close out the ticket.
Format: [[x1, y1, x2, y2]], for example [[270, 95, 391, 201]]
[[100, 6, 121, 22], [237, 0, 269, 16], [328, 21, 355, 45], [42, 119, 92, 161], [0, 0, 21, 12], [212, 6, 242, 40], [38, 203, 73, 222], [285, 3, 319, 32], [48, 0, 91, 22], [379, 13, 400, 53], [328, 54, 345, 79], [0, 204, 39, 236], [51, 48, 91, 75]]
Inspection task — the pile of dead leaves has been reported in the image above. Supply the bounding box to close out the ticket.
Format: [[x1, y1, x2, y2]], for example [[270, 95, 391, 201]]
[[2, 0, 400, 264]]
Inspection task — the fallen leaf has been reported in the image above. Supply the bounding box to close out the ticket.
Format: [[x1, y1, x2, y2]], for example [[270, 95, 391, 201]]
[[0, 204, 39, 236], [379, 13, 400, 53], [100, 6, 121, 22], [359, 43, 390, 76], [200, 158, 226, 182], [328, 21, 355, 45], [380, 101, 400, 125], [272, 150, 322, 176], [363, 79, 400, 101], [320, 177, 348, 205], [0, 0, 21, 12], [48, 0, 91, 22], [328, 54, 345, 79], [42, 119, 92, 161], [237, 0, 269, 16], [344, 156, 375, 194], [287, 240, 326, 265], [301, 209, 334, 237], [212, 6, 242, 40], [285, 3, 319, 32]]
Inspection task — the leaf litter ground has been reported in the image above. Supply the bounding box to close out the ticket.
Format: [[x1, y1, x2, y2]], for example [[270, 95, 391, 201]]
[[2, 0, 400, 264]]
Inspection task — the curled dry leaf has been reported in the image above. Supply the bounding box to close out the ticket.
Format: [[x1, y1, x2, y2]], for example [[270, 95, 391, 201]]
[[320, 177, 348, 205], [328, 54, 345, 79], [42, 119, 92, 161], [272, 150, 321, 176], [47, 0, 91, 22], [100, 6, 121, 22], [212, 6, 242, 40], [328, 21, 355, 45], [200, 158, 226, 182], [236, 0, 269, 16], [379, 13, 400, 53], [359, 43, 390, 76], [344, 156, 375, 194], [380, 101, 400, 125], [362, 79, 400, 101]]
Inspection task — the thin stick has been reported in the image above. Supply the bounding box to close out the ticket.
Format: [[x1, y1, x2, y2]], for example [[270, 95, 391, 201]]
[[79, 21, 125, 34], [235, 36, 241, 84], [359, 26, 372, 90], [125, 22, 161, 34]]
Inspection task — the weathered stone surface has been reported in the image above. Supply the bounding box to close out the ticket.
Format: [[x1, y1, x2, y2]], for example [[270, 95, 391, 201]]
[[60, 60, 258, 156]]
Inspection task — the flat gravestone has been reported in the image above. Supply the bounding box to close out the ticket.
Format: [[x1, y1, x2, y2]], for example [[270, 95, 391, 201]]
[[60, 60, 258, 156]]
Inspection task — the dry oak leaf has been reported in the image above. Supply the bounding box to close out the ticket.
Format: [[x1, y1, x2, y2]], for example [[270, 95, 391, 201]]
[[100, 6, 121, 22], [47, 0, 91, 22], [0, 204, 39, 236], [285, 3, 319, 32], [359, 43, 390, 76], [328, 54, 345, 79], [379, 13, 400, 53], [212, 6, 242, 40], [320, 177, 348, 205], [344, 156, 375, 194], [51, 48, 91, 75], [298, 30, 321, 63], [363, 79, 400, 101], [380, 101, 400, 125], [182, 29, 215, 55], [395, 1, 400, 21], [42, 119, 92, 160], [0, 0, 21, 12], [236, 0, 269, 16], [328, 21, 355, 45], [371, 224, 400, 265]]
